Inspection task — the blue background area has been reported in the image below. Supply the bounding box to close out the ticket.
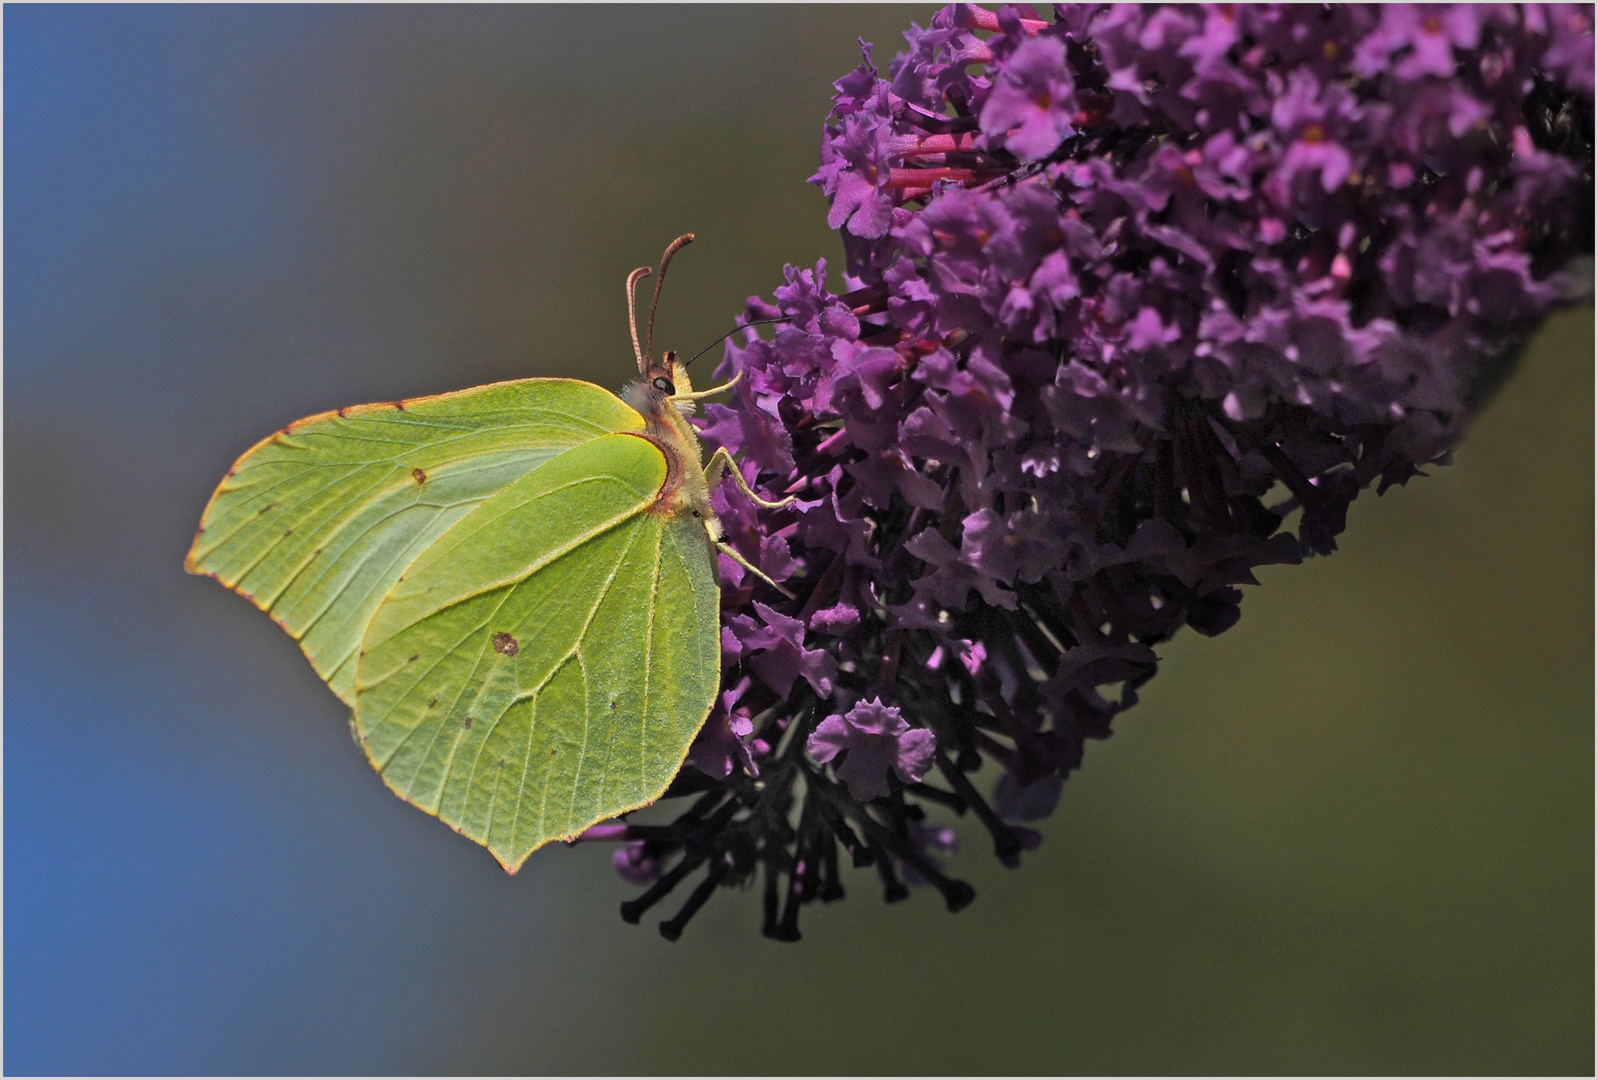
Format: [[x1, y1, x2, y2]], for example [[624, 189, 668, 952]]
[[6, 6, 1592, 1073]]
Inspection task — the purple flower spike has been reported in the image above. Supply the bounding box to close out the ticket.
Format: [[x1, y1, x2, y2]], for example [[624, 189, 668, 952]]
[[611, 3, 1592, 942], [808, 698, 938, 801]]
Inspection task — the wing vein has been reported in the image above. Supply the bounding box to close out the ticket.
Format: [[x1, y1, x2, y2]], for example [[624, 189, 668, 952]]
[[501, 522, 645, 849]]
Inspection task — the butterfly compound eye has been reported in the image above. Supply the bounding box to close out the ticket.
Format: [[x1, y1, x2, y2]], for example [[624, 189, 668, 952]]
[[653, 376, 676, 395]]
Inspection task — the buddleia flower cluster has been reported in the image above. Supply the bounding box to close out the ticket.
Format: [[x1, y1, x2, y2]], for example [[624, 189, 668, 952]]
[[579, 2, 1594, 941]]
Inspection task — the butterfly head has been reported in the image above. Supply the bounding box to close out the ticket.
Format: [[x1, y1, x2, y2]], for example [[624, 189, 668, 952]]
[[626, 349, 697, 420], [625, 234, 698, 417]]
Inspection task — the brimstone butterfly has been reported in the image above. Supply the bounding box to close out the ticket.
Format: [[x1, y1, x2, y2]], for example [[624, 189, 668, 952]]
[[186, 235, 790, 872]]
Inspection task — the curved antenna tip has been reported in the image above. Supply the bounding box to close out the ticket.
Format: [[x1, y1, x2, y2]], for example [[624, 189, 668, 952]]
[[645, 234, 697, 363], [625, 266, 653, 373]]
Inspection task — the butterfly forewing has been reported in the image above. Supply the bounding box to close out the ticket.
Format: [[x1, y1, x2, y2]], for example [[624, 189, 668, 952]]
[[354, 432, 721, 871], [185, 379, 645, 704]]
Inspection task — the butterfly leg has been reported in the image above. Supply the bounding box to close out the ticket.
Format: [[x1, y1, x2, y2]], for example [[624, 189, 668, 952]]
[[671, 371, 742, 402], [703, 446, 796, 510], [712, 537, 796, 599], [700, 445, 797, 598]]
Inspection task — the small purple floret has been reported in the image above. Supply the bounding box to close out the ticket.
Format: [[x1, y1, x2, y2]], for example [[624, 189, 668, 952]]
[[808, 698, 938, 800], [612, 842, 663, 887], [980, 35, 1077, 159]]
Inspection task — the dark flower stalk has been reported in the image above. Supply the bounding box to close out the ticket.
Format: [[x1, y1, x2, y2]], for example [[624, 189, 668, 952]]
[[574, 2, 1594, 941]]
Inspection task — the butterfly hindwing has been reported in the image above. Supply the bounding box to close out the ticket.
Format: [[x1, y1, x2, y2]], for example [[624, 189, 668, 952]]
[[354, 432, 721, 871]]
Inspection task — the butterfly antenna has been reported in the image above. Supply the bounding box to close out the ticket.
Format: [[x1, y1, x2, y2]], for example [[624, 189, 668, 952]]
[[625, 266, 652, 375], [645, 233, 695, 364], [685, 317, 792, 369]]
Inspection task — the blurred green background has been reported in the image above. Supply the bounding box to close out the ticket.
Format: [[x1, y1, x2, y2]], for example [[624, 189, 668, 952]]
[[7, 5, 1591, 1074]]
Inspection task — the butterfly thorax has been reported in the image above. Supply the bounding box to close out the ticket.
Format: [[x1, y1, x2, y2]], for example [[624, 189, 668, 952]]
[[622, 359, 721, 539]]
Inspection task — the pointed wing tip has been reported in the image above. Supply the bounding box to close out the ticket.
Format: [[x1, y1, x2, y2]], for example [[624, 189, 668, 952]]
[[184, 534, 225, 581], [363, 754, 550, 875], [183, 551, 265, 610], [182, 545, 234, 592], [491, 828, 584, 875], [184, 519, 213, 576]]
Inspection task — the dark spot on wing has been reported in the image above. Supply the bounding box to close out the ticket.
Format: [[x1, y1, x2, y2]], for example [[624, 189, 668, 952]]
[[492, 631, 519, 656], [283, 528, 294, 537], [408, 653, 419, 662], [550, 748, 558, 756], [258, 502, 276, 514], [337, 407, 349, 418], [463, 717, 474, 730], [427, 697, 438, 708], [393, 400, 406, 411], [497, 759, 506, 767], [412, 467, 427, 485], [609, 698, 618, 712]]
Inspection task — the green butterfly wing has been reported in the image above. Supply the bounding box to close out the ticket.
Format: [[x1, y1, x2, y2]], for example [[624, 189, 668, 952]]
[[186, 378, 646, 704], [188, 379, 722, 870], [355, 432, 720, 870]]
